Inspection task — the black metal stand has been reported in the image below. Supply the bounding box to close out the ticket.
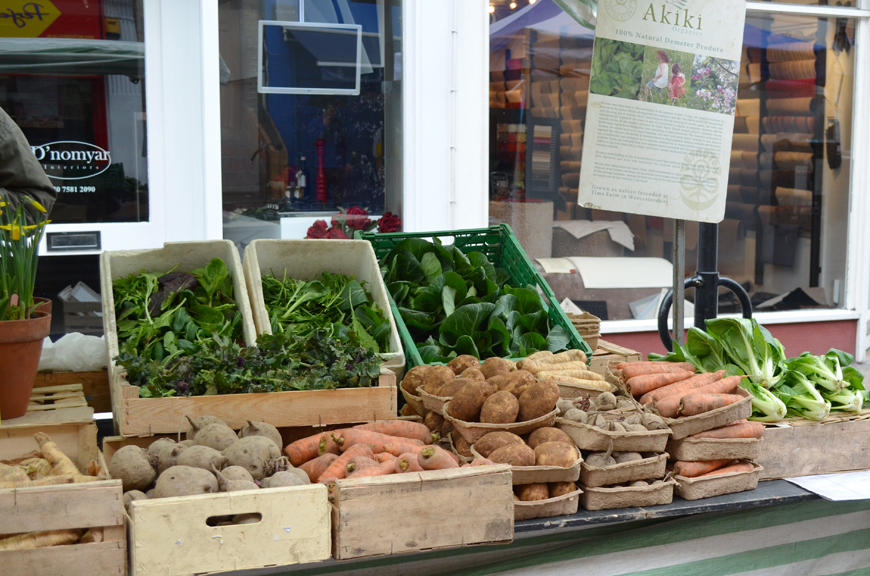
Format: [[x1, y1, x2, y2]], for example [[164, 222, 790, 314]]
[[658, 222, 753, 351]]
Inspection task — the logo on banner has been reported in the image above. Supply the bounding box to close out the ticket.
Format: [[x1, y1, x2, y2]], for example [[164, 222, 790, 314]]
[[679, 150, 720, 211], [0, 2, 60, 37], [31, 141, 112, 180], [603, 0, 638, 21]]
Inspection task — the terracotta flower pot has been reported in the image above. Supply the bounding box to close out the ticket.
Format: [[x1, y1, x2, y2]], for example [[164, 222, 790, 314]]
[[32, 297, 53, 317], [0, 310, 51, 419]]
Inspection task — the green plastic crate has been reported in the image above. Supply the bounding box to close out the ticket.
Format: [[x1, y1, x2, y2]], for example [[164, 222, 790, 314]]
[[358, 224, 593, 368]]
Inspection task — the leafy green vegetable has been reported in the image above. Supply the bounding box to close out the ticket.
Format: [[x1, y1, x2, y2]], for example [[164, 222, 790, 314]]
[[117, 330, 382, 397], [589, 38, 644, 100], [380, 238, 568, 360], [262, 271, 390, 354], [113, 258, 244, 364]]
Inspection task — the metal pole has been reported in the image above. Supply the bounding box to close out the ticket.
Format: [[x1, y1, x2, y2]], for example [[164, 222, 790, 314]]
[[695, 222, 719, 328], [672, 219, 685, 346]]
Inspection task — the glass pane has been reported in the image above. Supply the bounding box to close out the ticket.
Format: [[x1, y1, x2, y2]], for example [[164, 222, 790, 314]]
[[220, 0, 402, 245], [0, 0, 147, 224], [489, 3, 854, 320]]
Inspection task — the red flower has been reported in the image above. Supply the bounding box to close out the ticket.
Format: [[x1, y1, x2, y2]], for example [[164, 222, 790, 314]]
[[306, 220, 329, 239], [344, 206, 372, 231], [327, 226, 349, 239], [377, 212, 402, 233]]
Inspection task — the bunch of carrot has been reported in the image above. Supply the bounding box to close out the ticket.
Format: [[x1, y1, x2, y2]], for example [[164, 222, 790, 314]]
[[618, 362, 747, 419], [671, 458, 756, 478], [284, 420, 492, 488]]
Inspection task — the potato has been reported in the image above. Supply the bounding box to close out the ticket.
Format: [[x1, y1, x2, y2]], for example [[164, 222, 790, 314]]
[[222, 436, 282, 480], [486, 374, 511, 392], [440, 419, 455, 438], [221, 466, 255, 483], [184, 415, 227, 441], [123, 490, 148, 511], [239, 420, 282, 450], [401, 365, 432, 396], [473, 431, 525, 458], [423, 411, 444, 433], [500, 370, 536, 398], [145, 438, 176, 460], [422, 365, 456, 395], [193, 423, 239, 452], [527, 427, 574, 449], [549, 481, 578, 498], [154, 465, 218, 498], [214, 466, 260, 492], [517, 379, 560, 421], [480, 357, 512, 379], [437, 377, 475, 398], [263, 469, 310, 487], [452, 434, 474, 458], [516, 483, 550, 501], [109, 445, 156, 492], [448, 355, 480, 375], [479, 391, 520, 424], [155, 444, 188, 475], [488, 444, 536, 467], [447, 381, 495, 422], [400, 404, 417, 417], [461, 367, 486, 381], [177, 445, 228, 471], [534, 442, 579, 467]]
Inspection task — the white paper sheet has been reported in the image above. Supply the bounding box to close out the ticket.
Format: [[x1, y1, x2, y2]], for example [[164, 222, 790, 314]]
[[535, 258, 577, 274], [786, 470, 870, 501], [567, 257, 672, 289], [554, 220, 635, 251]]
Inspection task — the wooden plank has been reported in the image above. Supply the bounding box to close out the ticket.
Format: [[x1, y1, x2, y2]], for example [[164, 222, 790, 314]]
[[757, 418, 870, 480], [32, 383, 84, 394], [35, 370, 112, 413], [0, 407, 94, 429], [28, 399, 89, 411], [118, 378, 397, 437], [332, 465, 514, 560], [1, 541, 125, 576], [0, 481, 123, 535], [0, 421, 99, 472], [128, 485, 331, 576]]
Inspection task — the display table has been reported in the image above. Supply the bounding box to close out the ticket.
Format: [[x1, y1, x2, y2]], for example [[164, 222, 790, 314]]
[[224, 481, 870, 576]]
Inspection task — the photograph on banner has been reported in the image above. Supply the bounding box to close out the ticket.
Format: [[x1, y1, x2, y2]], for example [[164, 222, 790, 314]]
[[578, 0, 747, 223]]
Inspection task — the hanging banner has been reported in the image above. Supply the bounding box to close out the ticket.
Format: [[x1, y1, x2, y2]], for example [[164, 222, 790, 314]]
[[577, 0, 747, 223]]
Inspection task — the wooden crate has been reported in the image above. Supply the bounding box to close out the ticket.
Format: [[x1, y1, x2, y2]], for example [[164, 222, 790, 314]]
[[331, 465, 514, 560], [35, 370, 111, 413], [0, 416, 125, 576], [757, 412, 870, 480], [102, 240, 397, 437], [103, 436, 331, 576], [63, 301, 103, 336], [112, 370, 397, 437], [588, 339, 642, 375]]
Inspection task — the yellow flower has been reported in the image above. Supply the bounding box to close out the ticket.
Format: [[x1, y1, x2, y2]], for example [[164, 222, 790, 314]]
[[29, 199, 47, 213]]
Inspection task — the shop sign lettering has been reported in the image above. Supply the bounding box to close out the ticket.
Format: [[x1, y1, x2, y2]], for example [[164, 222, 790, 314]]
[[0, 1, 60, 37], [32, 140, 112, 180]]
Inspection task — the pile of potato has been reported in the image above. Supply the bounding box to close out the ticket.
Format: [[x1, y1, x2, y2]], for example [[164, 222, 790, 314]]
[[108, 416, 309, 517], [401, 355, 563, 426], [557, 392, 669, 432]]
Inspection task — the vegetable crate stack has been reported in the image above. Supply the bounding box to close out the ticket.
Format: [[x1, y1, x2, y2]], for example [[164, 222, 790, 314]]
[[556, 366, 674, 511], [358, 224, 594, 370], [101, 240, 399, 437], [618, 361, 764, 501], [0, 417, 125, 576], [103, 418, 331, 576], [405, 349, 607, 520]]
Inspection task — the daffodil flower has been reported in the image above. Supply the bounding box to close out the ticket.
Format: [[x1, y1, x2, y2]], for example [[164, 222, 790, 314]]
[[29, 199, 47, 213]]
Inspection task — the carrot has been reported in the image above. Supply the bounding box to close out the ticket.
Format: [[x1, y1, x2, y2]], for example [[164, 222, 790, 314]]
[[395, 452, 424, 472], [353, 421, 436, 444], [465, 457, 494, 467], [34, 432, 80, 476], [679, 393, 745, 417], [626, 369, 694, 397], [331, 430, 423, 453], [374, 452, 398, 464], [381, 442, 427, 457], [655, 375, 745, 418], [318, 444, 374, 483], [417, 446, 459, 470], [691, 421, 765, 440], [699, 462, 755, 476], [284, 433, 325, 466], [620, 362, 697, 379], [299, 453, 338, 482], [639, 370, 727, 405], [672, 459, 733, 478], [345, 456, 380, 475], [346, 460, 396, 478]]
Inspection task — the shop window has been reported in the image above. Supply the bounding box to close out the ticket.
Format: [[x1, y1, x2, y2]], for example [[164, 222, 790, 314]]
[[0, 0, 148, 225], [219, 0, 403, 247], [489, 1, 854, 321]]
